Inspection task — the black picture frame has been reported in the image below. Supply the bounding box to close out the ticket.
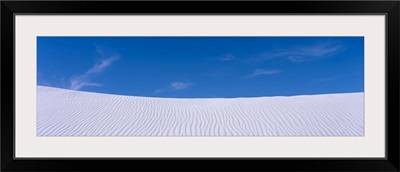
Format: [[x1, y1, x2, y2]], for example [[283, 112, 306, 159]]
[[1, 1, 399, 171]]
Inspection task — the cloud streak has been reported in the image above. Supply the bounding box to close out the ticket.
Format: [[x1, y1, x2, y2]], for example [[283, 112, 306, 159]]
[[218, 54, 235, 61], [257, 41, 343, 63], [86, 56, 118, 74], [246, 69, 280, 78], [155, 81, 194, 93], [69, 47, 119, 90]]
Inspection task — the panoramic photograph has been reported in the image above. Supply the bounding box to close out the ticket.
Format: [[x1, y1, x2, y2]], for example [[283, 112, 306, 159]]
[[37, 37, 364, 136]]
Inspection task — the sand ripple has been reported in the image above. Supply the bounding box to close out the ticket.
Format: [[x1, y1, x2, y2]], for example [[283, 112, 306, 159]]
[[37, 86, 364, 136]]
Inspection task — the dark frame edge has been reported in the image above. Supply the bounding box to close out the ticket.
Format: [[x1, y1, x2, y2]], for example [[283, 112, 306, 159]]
[[2, 1, 400, 172], [1, 1, 16, 172], [386, 1, 400, 170]]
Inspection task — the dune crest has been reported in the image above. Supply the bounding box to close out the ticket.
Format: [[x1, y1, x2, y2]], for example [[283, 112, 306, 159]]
[[37, 86, 364, 136]]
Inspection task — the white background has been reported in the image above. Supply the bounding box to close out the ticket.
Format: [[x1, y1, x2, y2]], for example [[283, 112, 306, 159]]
[[15, 15, 385, 158]]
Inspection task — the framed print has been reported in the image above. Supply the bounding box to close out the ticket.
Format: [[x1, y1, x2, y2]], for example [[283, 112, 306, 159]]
[[1, 1, 399, 171]]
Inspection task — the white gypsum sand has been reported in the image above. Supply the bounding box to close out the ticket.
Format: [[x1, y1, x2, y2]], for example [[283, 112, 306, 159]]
[[37, 86, 364, 136]]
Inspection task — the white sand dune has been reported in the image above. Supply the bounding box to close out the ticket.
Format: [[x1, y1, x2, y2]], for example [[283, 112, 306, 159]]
[[37, 86, 364, 136]]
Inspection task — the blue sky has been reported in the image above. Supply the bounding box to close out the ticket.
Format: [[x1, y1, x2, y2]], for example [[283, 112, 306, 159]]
[[37, 37, 364, 98]]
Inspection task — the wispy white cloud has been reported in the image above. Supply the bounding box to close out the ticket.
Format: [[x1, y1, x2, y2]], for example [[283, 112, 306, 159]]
[[170, 81, 193, 90], [218, 54, 235, 61], [257, 41, 343, 63], [70, 81, 102, 90], [86, 56, 118, 74], [69, 47, 119, 90], [246, 69, 280, 78], [154, 81, 194, 93]]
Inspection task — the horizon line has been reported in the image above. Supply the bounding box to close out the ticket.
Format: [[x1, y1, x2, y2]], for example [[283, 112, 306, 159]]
[[37, 85, 364, 100]]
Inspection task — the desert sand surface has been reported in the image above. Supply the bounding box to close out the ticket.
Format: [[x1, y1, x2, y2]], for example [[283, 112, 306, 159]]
[[37, 86, 364, 136]]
